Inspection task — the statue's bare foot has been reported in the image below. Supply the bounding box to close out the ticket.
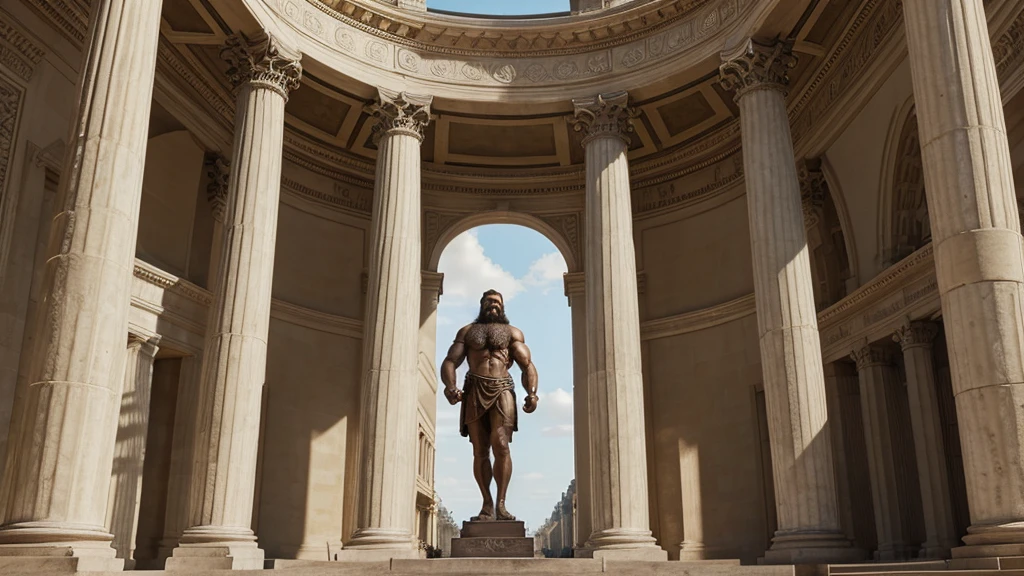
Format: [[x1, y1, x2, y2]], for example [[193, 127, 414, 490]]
[[471, 504, 494, 522], [496, 502, 516, 521]]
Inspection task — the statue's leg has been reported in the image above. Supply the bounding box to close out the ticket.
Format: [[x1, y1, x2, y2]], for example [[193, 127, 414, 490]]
[[467, 418, 494, 521], [491, 392, 516, 521]]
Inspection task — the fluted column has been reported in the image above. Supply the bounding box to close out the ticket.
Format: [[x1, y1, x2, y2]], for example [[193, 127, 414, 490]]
[[894, 323, 958, 557], [679, 443, 707, 560], [167, 32, 301, 571], [569, 92, 665, 561], [719, 39, 860, 563], [341, 89, 431, 560], [851, 345, 912, 561], [107, 334, 159, 568], [903, 0, 1024, 559], [0, 0, 162, 570], [565, 272, 593, 552]]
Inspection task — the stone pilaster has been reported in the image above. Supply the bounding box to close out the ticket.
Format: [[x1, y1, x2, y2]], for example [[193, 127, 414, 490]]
[[156, 356, 200, 563], [341, 88, 432, 560], [903, 0, 1024, 560], [107, 334, 159, 568], [167, 32, 301, 571], [569, 92, 665, 561], [851, 345, 912, 561], [564, 272, 592, 552], [894, 322, 958, 557], [719, 39, 860, 564], [678, 443, 707, 560], [822, 363, 858, 545], [0, 0, 162, 571]]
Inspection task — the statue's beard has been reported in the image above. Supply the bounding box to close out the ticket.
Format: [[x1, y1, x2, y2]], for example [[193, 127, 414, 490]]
[[476, 305, 510, 325]]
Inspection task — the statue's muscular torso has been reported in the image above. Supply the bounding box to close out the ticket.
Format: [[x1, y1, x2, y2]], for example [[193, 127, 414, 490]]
[[458, 323, 524, 379]]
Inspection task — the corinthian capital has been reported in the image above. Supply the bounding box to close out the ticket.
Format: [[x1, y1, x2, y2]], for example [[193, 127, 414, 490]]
[[851, 344, 895, 371], [367, 88, 433, 142], [569, 91, 639, 145], [893, 322, 938, 350], [221, 32, 302, 100], [719, 39, 797, 99]]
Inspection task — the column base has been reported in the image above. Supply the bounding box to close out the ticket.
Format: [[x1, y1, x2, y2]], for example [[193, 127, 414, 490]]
[[948, 521, 1024, 568], [679, 540, 708, 560], [763, 531, 866, 564], [0, 546, 125, 573], [578, 528, 666, 561], [165, 544, 264, 570]]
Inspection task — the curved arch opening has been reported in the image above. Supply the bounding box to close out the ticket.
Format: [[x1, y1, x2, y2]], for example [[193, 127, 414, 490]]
[[430, 224, 576, 553], [427, 211, 579, 273]]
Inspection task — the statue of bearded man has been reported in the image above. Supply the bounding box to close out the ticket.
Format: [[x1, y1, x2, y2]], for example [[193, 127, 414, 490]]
[[441, 289, 539, 521]]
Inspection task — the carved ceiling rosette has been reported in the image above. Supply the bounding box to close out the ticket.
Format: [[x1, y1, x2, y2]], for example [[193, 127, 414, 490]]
[[366, 87, 434, 143], [569, 91, 639, 145], [220, 31, 303, 100], [718, 38, 797, 99]]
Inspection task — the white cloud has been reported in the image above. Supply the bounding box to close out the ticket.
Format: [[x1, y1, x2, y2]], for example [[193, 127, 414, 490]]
[[521, 252, 568, 295], [438, 231, 523, 305], [539, 388, 574, 421], [522, 472, 544, 480], [541, 424, 574, 437]]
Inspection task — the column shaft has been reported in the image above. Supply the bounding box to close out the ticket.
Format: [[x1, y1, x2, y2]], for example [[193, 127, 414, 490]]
[[343, 90, 431, 558], [0, 0, 161, 569], [571, 92, 664, 561], [107, 335, 159, 567], [903, 0, 1024, 556], [168, 32, 300, 571], [823, 363, 857, 545], [679, 443, 707, 560], [852, 346, 912, 560], [720, 40, 860, 563], [565, 273, 593, 551], [895, 323, 958, 557]]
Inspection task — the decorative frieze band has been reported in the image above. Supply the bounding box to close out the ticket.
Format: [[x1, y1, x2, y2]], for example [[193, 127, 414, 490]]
[[569, 91, 639, 145], [221, 32, 303, 100], [0, 12, 45, 82], [718, 38, 796, 98], [367, 88, 433, 141]]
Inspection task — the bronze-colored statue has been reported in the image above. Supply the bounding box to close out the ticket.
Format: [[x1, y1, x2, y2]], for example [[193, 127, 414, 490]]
[[441, 289, 538, 521]]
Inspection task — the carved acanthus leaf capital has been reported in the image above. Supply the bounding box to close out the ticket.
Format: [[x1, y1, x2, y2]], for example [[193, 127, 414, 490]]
[[221, 32, 302, 100], [367, 88, 433, 142], [205, 154, 231, 223], [798, 158, 826, 228], [851, 344, 895, 371], [893, 322, 938, 350], [719, 39, 797, 100], [569, 91, 639, 146]]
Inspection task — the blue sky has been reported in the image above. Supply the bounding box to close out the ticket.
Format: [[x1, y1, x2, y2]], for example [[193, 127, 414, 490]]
[[433, 225, 574, 534], [428, 0, 570, 15]]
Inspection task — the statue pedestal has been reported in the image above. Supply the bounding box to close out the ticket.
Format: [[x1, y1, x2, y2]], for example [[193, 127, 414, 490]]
[[451, 520, 534, 558]]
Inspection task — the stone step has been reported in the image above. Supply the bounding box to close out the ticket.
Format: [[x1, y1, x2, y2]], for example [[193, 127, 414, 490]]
[[829, 562, 949, 574]]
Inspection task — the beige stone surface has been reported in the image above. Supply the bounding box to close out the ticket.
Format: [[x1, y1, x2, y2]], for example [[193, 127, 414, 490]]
[[904, 0, 1024, 557], [0, 0, 162, 569]]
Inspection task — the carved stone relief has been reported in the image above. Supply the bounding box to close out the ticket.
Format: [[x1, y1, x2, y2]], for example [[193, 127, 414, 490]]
[[0, 13, 45, 82]]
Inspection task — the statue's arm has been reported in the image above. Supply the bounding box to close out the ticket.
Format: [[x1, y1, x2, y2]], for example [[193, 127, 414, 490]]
[[440, 326, 469, 403], [510, 328, 538, 400]]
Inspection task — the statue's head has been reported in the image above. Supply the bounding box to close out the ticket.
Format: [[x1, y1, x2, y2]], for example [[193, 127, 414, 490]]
[[476, 289, 509, 324]]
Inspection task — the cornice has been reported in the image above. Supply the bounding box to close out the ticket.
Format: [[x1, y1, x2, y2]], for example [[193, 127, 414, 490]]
[[133, 260, 214, 306], [21, 0, 86, 46], [640, 293, 755, 340], [817, 243, 933, 326], [269, 299, 364, 338]]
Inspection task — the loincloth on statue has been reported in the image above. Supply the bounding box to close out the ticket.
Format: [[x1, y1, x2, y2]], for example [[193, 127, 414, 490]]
[[459, 372, 518, 441]]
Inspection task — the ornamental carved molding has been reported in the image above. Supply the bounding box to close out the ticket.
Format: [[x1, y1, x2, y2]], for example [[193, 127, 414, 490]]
[[0, 72, 23, 227], [718, 38, 796, 99], [271, 0, 756, 88], [22, 0, 86, 45], [994, 6, 1024, 78], [0, 12, 45, 82], [367, 88, 433, 141], [205, 154, 230, 223], [569, 91, 639, 145], [798, 158, 826, 229], [893, 321, 938, 350], [221, 32, 303, 99]]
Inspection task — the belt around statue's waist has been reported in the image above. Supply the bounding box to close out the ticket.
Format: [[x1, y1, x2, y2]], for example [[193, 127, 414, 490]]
[[465, 372, 514, 390]]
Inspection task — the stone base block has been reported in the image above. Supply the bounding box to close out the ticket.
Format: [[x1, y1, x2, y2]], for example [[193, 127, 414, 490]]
[[451, 536, 534, 558], [461, 520, 525, 538], [950, 553, 1024, 570], [0, 545, 125, 573], [763, 533, 865, 565], [575, 546, 668, 561], [827, 560, 949, 574], [332, 548, 424, 562], [164, 544, 264, 570], [393, 558, 604, 573]]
